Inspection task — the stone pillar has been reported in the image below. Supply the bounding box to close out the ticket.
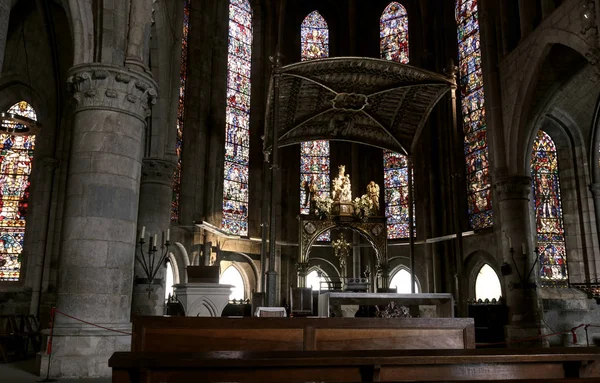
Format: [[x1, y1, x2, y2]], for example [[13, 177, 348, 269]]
[[297, 262, 308, 288], [494, 176, 543, 346], [590, 183, 600, 269], [518, 0, 536, 38], [131, 158, 176, 317], [43, 64, 156, 378], [0, 0, 9, 74], [541, 0, 555, 19]]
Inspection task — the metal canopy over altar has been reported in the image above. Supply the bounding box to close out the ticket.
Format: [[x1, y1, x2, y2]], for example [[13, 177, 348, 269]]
[[261, 55, 457, 306], [263, 57, 455, 155]]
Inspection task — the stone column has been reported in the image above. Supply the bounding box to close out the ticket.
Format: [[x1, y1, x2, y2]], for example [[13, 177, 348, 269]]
[[494, 176, 543, 346], [42, 64, 156, 378], [297, 262, 308, 288], [0, 0, 9, 73], [590, 183, 600, 273], [131, 158, 176, 317], [518, 0, 536, 38]]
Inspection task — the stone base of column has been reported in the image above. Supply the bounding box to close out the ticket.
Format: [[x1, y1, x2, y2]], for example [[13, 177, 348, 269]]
[[505, 324, 546, 348], [37, 323, 131, 378], [132, 282, 166, 316]]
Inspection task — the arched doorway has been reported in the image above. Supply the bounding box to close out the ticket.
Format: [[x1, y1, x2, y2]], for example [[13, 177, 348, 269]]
[[475, 264, 502, 301], [389, 268, 420, 293], [220, 266, 245, 301]]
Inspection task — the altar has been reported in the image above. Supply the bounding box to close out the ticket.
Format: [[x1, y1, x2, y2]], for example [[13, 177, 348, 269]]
[[318, 292, 454, 318]]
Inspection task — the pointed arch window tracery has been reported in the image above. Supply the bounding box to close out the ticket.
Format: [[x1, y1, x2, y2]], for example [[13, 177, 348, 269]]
[[380, 2, 413, 239], [0, 101, 37, 281], [456, 0, 492, 229], [222, 0, 253, 236], [300, 11, 330, 242], [531, 130, 568, 286], [172, 0, 191, 222]]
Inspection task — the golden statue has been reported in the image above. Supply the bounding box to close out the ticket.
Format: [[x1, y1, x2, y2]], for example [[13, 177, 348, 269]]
[[366, 181, 380, 211]]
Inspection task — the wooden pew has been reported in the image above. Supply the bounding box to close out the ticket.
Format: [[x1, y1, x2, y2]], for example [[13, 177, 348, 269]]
[[131, 316, 476, 352], [109, 348, 600, 382]]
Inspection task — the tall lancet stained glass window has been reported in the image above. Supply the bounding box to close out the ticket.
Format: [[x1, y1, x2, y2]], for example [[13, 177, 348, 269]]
[[301, 11, 329, 61], [222, 0, 252, 236], [456, 0, 492, 229], [300, 11, 330, 241], [380, 2, 409, 64], [172, 0, 191, 222], [0, 101, 37, 281], [531, 130, 568, 286], [380, 2, 412, 239]]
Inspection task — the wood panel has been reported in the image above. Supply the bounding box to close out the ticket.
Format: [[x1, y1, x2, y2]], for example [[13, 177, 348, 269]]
[[140, 328, 304, 352], [315, 328, 465, 350]]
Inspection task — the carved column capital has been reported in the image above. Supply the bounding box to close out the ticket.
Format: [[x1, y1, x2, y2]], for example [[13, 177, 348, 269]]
[[66, 64, 157, 122], [494, 176, 531, 201], [141, 158, 176, 186], [296, 262, 309, 275]]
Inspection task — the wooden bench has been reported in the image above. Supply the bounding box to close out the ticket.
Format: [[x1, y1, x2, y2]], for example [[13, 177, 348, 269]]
[[131, 316, 476, 352], [0, 315, 41, 362], [109, 348, 600, 382]]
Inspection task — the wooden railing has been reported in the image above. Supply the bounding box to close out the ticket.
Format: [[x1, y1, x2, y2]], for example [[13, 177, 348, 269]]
[[109, 348, 600, 382]]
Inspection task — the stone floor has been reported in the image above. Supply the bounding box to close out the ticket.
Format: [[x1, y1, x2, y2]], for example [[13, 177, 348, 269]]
[[0, 359, 110, 383]]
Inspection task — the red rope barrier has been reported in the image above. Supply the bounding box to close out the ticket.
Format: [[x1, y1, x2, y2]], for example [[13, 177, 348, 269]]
[[53, 308, 132, 336]]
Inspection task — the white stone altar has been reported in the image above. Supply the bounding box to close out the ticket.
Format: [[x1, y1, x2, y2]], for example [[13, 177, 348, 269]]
[[318, 292, 454, 318], [174, 283, 233, 317]]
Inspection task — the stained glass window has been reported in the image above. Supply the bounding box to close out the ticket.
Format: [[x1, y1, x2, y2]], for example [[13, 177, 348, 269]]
[[222, 0, 252, 236], [300, 11, 330, 241], [301, 11, 329, 61], [0, 101, 36, 282], [456, 0, 492, 229], [531, 130, 568, 286], [383, 152, 414, 239], [171, 0, 191, 222], [380, 3, 413, 239], [380, 2, 409, 64]]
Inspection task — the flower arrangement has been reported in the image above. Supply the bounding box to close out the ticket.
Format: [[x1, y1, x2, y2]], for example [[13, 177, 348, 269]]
[[314, 195, 334, 219], [353, 194, 374, 220]]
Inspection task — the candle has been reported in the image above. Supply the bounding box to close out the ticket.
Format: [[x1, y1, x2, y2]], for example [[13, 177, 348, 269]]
[[153, 234, 157, 247], [507, 236, 512, 249], [140, 226, 146, 241], [166, 229, 170, 242], [521, 243, 526, 255]]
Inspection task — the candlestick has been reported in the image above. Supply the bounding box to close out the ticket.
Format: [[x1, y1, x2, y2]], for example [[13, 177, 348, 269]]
[[166, 229, 170, 242], [521, 243, 526, 255], [140, 226, 146, 241], [153, 234, 157, 247]]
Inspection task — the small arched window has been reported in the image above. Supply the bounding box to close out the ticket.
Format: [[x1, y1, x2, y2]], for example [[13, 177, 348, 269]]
[[380, 2, 409, 63], [389, 268, 419, 293], [220, 265, 245, 300], [0, 101, 37, 282], [531, 130, 568, 286], [475, 264, 501, 301], [165, 260, 175, 301]]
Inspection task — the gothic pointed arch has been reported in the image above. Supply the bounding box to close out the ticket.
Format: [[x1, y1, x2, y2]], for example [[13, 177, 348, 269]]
[[222, 0, 253, 236], [380, 2, 413, 239], [456, 0, 492, 229], [221, 264, 246, 300], [531, 130, 568, 286], [300, 10, 331, 241], [0, 101, 37, 281]]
